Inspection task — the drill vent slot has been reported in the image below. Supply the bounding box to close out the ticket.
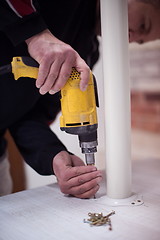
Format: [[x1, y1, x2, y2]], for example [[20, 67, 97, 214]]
[[66, 122, 89, 126], [83, 122, 89, 125], [66, 123, 81, 126]]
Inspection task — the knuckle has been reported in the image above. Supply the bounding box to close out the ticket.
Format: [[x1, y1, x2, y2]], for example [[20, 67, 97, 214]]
[[92, 178, 100, 187], [77, 177, 85, 184], [49, 72, 58, 80], [46, 51, 55, 58], [38, 70, 48, 79], [40, 53, 52, 63], [67, 48, 75, 56], [74, 168, 82, 176], [64, 45, 76, 57], [65, 44, 74, 51], [56, 51, 63, 59], [52, 48, 64, 59], [78, 186, 85, 195]]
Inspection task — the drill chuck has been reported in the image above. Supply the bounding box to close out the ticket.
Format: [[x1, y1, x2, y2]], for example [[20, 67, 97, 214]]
[[80, 140, 98, 165], [78, 130, 97, 165]]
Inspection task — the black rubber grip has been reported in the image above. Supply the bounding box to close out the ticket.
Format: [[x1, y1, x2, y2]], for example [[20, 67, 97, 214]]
[[21, 56, 39, 68], [93, 75, 99, 108]]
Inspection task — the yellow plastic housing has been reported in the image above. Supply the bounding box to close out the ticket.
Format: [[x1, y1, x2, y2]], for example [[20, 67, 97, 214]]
[[60, 68, 97, 129], [11, 57, 38, 80]]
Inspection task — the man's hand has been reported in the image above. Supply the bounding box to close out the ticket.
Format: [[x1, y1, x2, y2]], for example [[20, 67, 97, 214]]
[[53, 151, 102, 199], [25, 29, 90, 95]]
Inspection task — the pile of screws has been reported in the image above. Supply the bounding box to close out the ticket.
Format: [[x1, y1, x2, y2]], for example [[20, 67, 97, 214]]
[[83, 210, 115, 230]]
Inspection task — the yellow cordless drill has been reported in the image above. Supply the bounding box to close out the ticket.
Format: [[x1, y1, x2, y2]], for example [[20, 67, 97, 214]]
[[0, 56, 99, 165], [60, 67, 98, 165]]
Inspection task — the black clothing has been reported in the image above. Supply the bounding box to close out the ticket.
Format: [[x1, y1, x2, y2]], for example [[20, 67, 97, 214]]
[[0, 0, 99, 175]]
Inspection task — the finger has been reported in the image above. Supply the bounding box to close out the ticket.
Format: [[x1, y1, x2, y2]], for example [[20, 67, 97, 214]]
[[36, 59, 51, 89], [74, 56, 90, 91], [70, 155, 85, 167], [63, 165, 97, 181], [39, 59, 63, 95], [67, 176, 102, 196], [67, 171, 102, 187], [49, 54, 76, 94], [74, 184, 100, 199], [69, 181, 99, 198]]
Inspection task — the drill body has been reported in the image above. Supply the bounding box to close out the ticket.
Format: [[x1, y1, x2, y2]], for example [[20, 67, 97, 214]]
[[60, 68, 98, 165], [0, 56, 98, 165]]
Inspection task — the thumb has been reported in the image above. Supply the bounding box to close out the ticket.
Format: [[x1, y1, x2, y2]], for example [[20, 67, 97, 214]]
[[70, 155, 85, 167], [53, 151, 72, 171]]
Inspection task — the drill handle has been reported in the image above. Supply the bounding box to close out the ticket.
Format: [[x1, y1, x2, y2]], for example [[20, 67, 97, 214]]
[[11, 56, 39, 80]]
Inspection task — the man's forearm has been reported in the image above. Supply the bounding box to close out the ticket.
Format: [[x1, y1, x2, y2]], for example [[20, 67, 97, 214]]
[[9, 119, 68, 175]]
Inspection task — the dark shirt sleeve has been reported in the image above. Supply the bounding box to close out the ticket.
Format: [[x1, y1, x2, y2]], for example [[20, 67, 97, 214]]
[[0, 0, 47, 46], [8, 94, 68, 176]]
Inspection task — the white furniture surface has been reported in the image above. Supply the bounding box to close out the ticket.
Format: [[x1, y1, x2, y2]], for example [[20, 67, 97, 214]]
[[0, 158, 160, 240]]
